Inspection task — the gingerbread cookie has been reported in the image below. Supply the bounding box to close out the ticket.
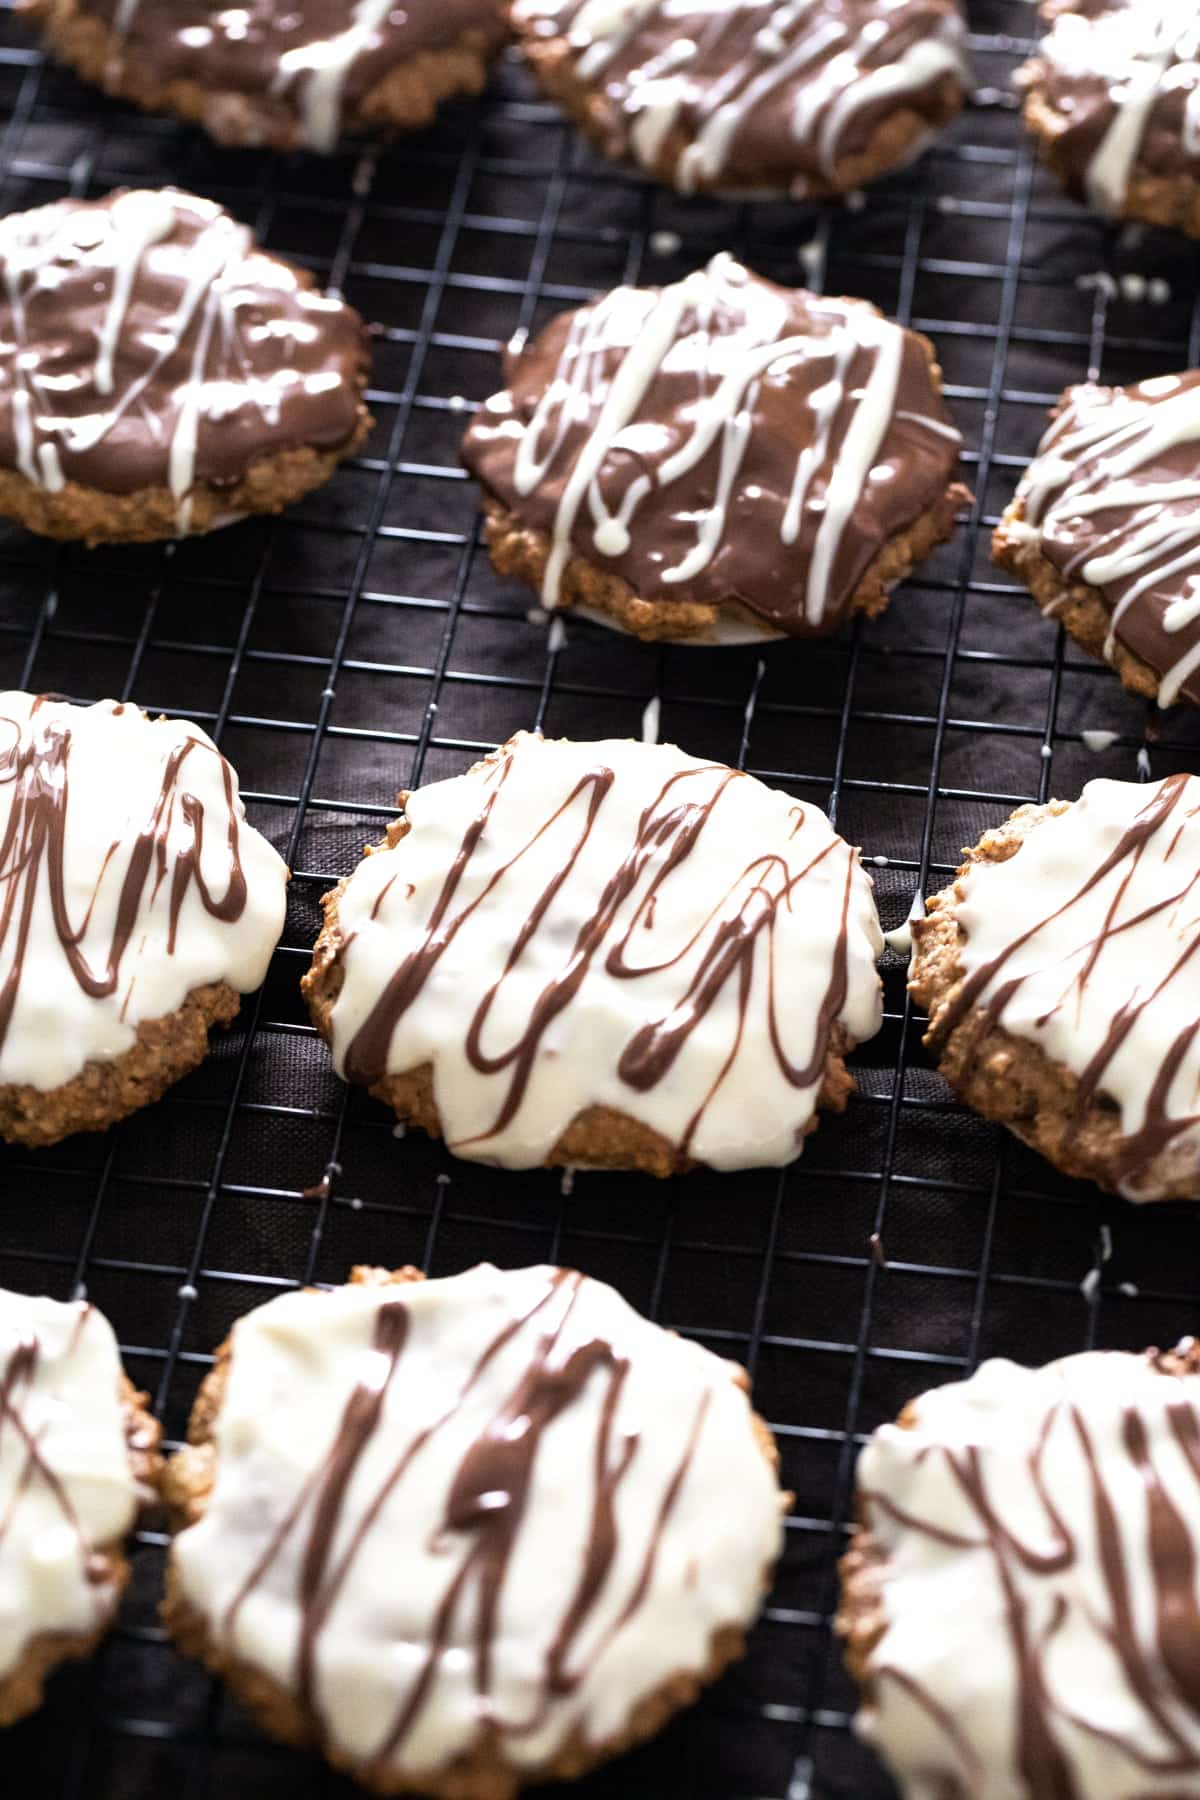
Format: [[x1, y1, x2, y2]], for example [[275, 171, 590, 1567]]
[[510, 0, 968, 198], [0, 1287, 162, 1726], [162, 1262, 786, 1797], [910, 774, 1200, 1202], [461, 255, 969, 644], [1018, 2, 1200, 234], [995, 369, 1200, 709], [0, 188, 370, 544], [0, 692, 289, 1148], [302, 732, 885, 1175], [839, 1339, 1200, 1797], [22, 0, 507, 152]]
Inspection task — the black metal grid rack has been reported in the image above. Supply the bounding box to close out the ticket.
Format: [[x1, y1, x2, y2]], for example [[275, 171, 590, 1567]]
[[2, 2, 1200, 1795]]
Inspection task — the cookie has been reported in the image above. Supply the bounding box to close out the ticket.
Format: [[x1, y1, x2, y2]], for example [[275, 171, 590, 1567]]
[[0, 692, 289, 1148], [21, 0, 507, 152], [162, 1261, 786, 1797], [838, 1339, 1200, 1798], [0, 188, 371, 545], [510, 0, 968, 198], [301, 731, 885, 1175], [994, 370, 1200, 709], [0, 1286, 162, 1726], [461, 254, 969, 643], [910, 774, 1200, 1202], [1018, 2, 1200, 233]]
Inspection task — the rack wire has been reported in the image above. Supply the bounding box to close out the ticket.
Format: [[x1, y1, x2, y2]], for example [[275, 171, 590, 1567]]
[[2, 0, 1200, 1793]]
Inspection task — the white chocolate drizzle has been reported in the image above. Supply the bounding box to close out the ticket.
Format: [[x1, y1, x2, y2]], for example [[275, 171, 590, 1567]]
[[170, 1264, 785, 1777], [0, 1289, 138, 1682], [853, 1345, 1200, 1797], [321, 733, 884, 1171]]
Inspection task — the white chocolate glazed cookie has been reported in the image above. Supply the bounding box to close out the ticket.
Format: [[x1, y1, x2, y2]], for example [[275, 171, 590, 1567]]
[[841, 1343, 1200, 1798], [164, 1263, 786, 1793], [0, 1290, 141, 1689], [913, 775, 1200, 1202], [0, 693, 288, 1137], [303, 733, 885, 1173]]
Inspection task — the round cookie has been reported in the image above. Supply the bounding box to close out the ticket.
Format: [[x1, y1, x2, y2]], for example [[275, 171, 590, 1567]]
[[994, 370, 1200, 709], [0, 188, 371, 545], [910, 774, 1200, 1202], [21, 0, 507, 153], [838, 1340, 1200, 1798], [461, 254, 969, 644], [162, 1262, 787, 1797], [301, 731, 885, 1175], [1018, 2, 1200, 233], [0, 691, 289, 1148], [509, 0, 968, 199], [0, 1286, 162, 1726]]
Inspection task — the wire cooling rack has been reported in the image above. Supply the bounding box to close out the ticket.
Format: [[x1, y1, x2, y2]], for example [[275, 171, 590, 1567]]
[[2, 2, 1200, 1794]]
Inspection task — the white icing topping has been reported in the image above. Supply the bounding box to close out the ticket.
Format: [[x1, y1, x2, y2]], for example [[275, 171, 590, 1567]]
[[0, 692, 288, 1092], [1039, 2, 1200, 216], [854, 1346, 1200, 1797], [513, 0, 967, 192], [323, 733, 884, 1171], [0, 1289, 138, 1682], [945, 775, 1200, 1200], [170, 1264, 785, 1776]]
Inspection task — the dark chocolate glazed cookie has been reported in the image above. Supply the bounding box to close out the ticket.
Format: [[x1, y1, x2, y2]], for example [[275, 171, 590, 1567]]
[[994, 368, 1200, 708], [1019, 2, 1200, 234], [22, 0, 507, 151], [510, 0, 968, 197], [461, 254, 969, 642], [0, 188, 371, 543]]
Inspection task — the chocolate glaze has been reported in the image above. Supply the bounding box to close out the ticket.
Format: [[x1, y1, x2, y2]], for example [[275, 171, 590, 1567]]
[[1017, 371, 1200, 708], [931, 774, 1200, 1187], [342, 747, 858, 1161], [0, 697, 248, 1062], [514, 0, 967, 194], [219, 1270, 711, 1763], [55, 0, 507, 150], [860, 1354, 1200, 1791], [0, 188, 368, 504], [462, 255, 963, 636], [1029, 2, 1200, 205]]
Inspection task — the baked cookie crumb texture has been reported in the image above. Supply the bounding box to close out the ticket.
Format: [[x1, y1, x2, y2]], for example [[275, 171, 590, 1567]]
[[462, 254, 968, 642], [21, 0, 507, 151], [995, 367, 1200, 708], [912, 773, 1200, 1201], [164, 1262, 786, 1797], [510, 0, 968, 196], [0, 692, 289, 1147], [302, 732, 885, 1174], [1019, 2, 1200, 231], [839, 1342, 1200, 1796], [0, 187, 371, 544], [0, 1287, 156, 1726]]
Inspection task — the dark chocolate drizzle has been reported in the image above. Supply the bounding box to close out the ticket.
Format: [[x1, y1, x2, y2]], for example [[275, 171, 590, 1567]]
[[513, 0, 966, 194], [0, 188, 368, 499], [54, 0, 506, 151], [341, 744, 863, 1161], [1019, 370, 1200, 708], [862, 1355, 1200, 1791], [0, 697, 249, 1060], [930, 774, 1200, 1187], [461, 256, 963, 636], [219, 1270, 714, 1766]]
